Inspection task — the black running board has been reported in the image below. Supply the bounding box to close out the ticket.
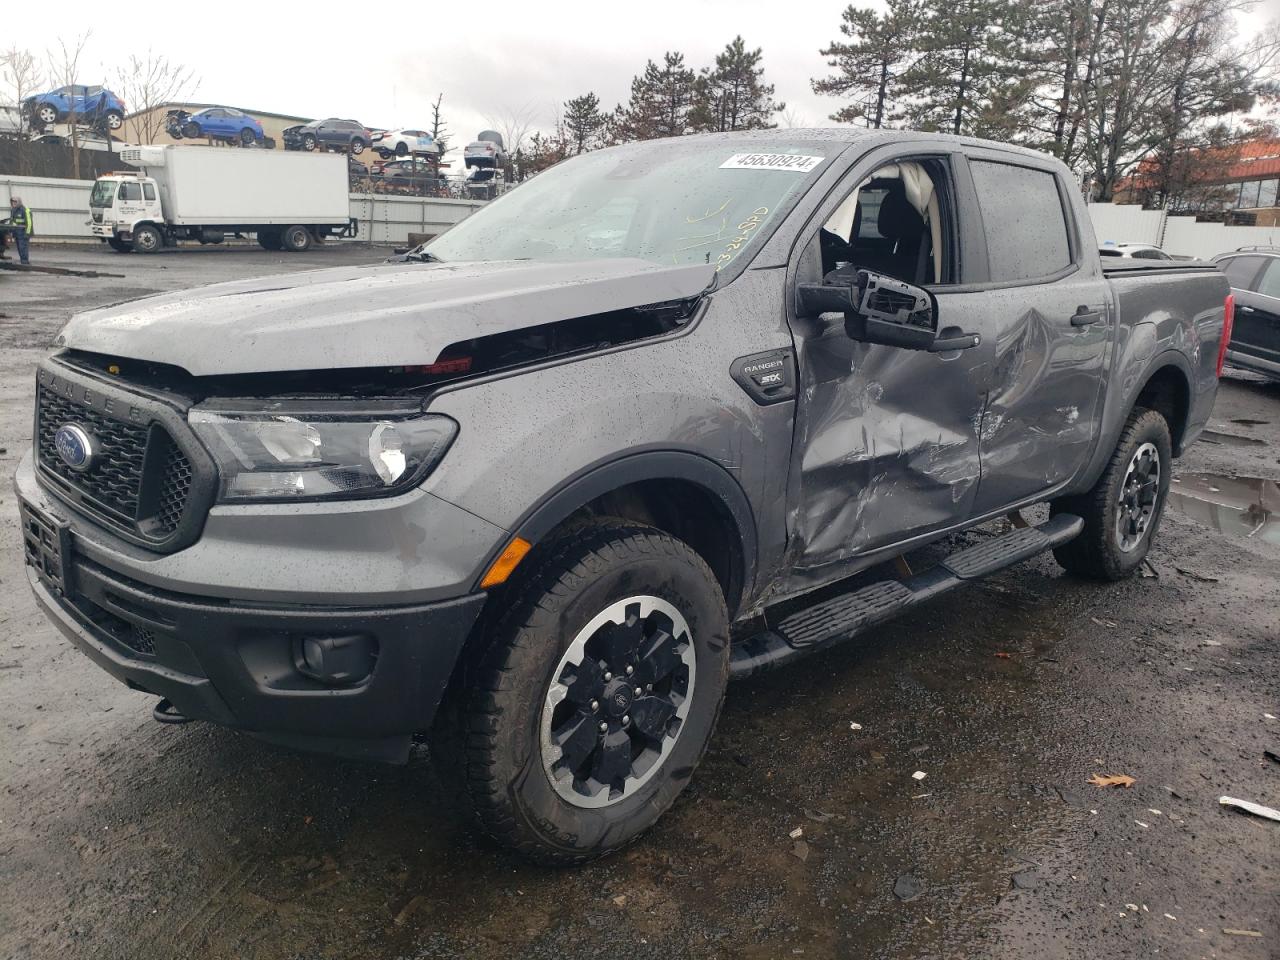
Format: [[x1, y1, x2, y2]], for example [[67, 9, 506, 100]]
[[730, 513, 1083, 678]]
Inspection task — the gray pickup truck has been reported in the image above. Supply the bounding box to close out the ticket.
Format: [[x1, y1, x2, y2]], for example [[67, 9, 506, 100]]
[[16, 129, 1231, 863]]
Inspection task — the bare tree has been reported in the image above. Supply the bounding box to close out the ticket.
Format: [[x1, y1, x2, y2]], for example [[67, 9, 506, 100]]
[[486, 101, 538, 155], [2, 46, 45, 176], [114, 51, 198, 143], [777, 106, 810, 128], [429, 92, 449, 156], [47, 32, 92, 179]]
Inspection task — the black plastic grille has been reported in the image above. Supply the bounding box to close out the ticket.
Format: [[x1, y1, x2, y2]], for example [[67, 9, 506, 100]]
[[37, 385, 148, 522], [35, 382, 196, 544]]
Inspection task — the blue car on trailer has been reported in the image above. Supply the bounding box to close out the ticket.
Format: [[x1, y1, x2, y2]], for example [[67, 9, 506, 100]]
[[169, 106, 265, 145], [24, 85, 126, 131]]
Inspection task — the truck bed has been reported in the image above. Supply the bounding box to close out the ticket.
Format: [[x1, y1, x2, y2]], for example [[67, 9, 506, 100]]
[[1101, 259, 1219, 276]]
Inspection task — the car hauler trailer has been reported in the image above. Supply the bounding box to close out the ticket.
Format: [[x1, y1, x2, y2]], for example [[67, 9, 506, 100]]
[[88, 145, 356, 252]]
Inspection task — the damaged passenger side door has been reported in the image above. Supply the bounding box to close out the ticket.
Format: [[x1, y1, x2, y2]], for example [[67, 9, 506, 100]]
[[784, 150, 990, 581]]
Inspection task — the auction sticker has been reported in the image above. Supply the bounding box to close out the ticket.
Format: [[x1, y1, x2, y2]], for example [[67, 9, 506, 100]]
[[720, 153, 824, 173]]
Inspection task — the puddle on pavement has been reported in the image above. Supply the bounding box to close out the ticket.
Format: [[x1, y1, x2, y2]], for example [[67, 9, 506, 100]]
[[1167, 473, 1280, 545]]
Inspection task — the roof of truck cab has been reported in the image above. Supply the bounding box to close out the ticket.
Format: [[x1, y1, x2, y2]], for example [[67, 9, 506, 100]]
[[624, 127, 1071, 166]]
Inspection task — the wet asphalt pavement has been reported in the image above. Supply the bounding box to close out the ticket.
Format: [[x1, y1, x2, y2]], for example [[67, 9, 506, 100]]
[[1, 245, 1277, 960]]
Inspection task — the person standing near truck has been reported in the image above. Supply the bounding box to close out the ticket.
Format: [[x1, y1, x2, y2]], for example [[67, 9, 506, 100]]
[[7, 196, 32, 264]]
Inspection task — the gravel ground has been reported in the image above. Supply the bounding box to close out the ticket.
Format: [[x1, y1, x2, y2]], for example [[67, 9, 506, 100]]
[[1, 245, 1277, 960]]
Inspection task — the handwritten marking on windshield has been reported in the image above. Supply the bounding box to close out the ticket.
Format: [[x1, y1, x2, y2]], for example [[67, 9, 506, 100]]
[[713, 207, 769, 271], [685, 199, 732, 224]]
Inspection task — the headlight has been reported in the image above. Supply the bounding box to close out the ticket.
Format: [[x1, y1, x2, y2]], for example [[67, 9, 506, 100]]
[[189, 400, 457, 503]]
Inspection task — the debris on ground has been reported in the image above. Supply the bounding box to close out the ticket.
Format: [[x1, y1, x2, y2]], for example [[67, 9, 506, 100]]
[[1087, 773, 1137, 788], [802, 809, 832, 823], [893, 874, 923, 901], [1010, 870, 1038, 891], [995, 652, 1012, 659], [1090, 617, 1118, 628], [848, 721, 863, 731], [1175, 567, 1219, 583], [911, 771, 927, 782], [788, 826, 803, 839], [1219, 796, 1280, 822], [612, 895, 627, 908], [791, 840, 810, 862], [1222, 928, 1263, 937], [1264, 749, 1280, 766]]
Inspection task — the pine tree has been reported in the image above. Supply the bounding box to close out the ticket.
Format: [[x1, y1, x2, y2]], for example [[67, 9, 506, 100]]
[[615, 52, 699, 140], [692, 36, 784, 132], [564, 92, 605, 153], [811, 1, 922, 128], [897, 0, 1018, 136]]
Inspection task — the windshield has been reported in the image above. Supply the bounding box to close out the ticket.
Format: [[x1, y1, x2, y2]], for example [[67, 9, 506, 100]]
[[90, 180, 117, 207], [427, 140, 837, 271]]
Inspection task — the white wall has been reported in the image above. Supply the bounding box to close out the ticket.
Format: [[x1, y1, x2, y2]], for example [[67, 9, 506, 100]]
[[1087, 202, 1280, 260], [0, 173, 484, 245]]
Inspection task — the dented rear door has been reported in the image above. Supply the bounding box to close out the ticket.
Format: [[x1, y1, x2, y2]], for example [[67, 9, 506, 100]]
[[959, 152, 1110, 512]]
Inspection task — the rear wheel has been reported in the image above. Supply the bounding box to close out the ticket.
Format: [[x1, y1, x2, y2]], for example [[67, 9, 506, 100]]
[[394, 142, 408, 157], [280, 225, 312, 252], [131, 224, 164, 254], [451, 521, 730, 864], [240, 127, 256, 146], [104, 109, 124, 130], [350, 137, 366, 155], [1052, 406, 1173, 580]]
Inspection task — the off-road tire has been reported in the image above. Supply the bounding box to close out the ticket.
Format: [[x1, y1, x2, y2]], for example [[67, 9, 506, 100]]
[[452, 521, 729, 864], [1051, 406, 1172, 580]]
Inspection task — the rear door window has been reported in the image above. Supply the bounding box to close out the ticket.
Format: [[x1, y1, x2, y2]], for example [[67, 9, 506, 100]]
[[118, 182, 141, 201], [1219, 255, 1265, 290], [1254, 259, 1280, 298], [143, 183, 156, 201], [969, 160, 1073, 282]]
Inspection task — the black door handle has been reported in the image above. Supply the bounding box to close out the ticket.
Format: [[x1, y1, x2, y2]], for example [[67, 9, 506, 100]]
[[1071, 306, 1103, 326]]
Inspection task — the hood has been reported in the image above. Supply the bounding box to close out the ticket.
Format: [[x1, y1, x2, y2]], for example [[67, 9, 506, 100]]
[[57, 258, 716, 377]]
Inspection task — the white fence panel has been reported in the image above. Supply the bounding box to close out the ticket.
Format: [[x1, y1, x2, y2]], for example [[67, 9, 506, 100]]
[[1086, 203, 1165, 247], [1, 174, 484, 243], [1160, 216, 1280, 261], [1087, 202, 1280, 260], [0, 175, 93, 239]]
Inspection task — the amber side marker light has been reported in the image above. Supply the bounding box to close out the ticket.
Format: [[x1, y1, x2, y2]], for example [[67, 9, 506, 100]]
[[480, 536, 532, 589]]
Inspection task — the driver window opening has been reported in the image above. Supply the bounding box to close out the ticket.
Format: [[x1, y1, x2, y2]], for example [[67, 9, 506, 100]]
[[819, 160, 948, 287]]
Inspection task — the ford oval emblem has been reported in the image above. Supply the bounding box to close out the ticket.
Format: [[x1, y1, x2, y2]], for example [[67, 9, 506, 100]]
[[54, 423, 97, 472]]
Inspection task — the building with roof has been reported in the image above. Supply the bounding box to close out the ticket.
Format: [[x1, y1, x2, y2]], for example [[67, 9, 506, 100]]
[[1115, 137, 1280, 224]]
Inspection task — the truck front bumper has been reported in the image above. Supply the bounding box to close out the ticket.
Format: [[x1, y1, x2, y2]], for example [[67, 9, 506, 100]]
[[16, 453, 493, 763]]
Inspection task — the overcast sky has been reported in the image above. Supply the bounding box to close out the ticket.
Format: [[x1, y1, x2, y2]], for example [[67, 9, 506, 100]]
[[6, 0, 1280, 165]]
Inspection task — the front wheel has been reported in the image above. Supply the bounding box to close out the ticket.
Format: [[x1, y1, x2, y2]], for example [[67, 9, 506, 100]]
[[302, 134, 317, 151], [1052, 406, 1172, 580], [453, 522, 729, 864], [107, 236, 132, 253], [131, 224, 164, 254], [350, 138, 366, 155], [104, 109, 124, 130], [240, 128, 257, 146], [35, 102, 58, 126]]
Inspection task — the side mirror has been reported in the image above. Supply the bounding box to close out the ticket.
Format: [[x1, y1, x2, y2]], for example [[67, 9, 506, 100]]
[[798, 270, 981, 353], [844, 271, 939, 351]]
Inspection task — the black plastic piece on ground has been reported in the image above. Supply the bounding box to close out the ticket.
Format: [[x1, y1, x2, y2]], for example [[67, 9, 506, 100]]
[[153, 697, 193, 724], [730, 513, 1084, 678]]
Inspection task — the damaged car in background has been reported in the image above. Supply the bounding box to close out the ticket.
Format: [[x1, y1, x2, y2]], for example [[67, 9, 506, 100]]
[[16, 130, 1230, 864]]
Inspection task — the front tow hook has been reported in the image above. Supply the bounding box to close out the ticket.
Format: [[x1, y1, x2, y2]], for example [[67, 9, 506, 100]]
[[153, 697, 194, 725]]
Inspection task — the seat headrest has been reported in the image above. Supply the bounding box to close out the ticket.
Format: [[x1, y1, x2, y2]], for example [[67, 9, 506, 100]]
[[877, 185, 923, 242]]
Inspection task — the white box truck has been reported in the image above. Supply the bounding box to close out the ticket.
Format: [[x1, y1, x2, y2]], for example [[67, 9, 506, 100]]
[[88, 145, 355, 253]]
